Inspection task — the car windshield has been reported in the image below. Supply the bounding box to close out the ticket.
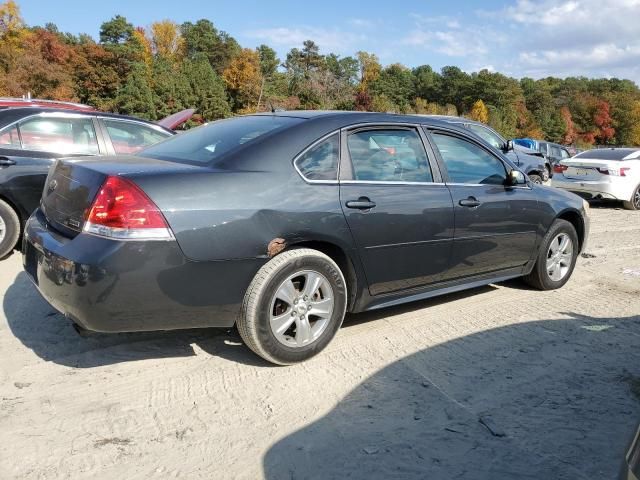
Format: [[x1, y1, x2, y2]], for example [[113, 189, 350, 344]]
[[140, 115, 302, 166]]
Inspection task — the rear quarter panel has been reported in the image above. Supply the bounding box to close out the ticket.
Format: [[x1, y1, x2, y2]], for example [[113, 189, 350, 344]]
[[135, 168, 355, 263]]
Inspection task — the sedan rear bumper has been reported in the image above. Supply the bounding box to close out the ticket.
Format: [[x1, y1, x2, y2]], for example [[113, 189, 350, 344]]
[[22, 209, 265, 332], [551, 176, 634, 201]]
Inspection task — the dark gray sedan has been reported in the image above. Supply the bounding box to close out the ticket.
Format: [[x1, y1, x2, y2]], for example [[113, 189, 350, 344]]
[[22, 111, 590, 364]]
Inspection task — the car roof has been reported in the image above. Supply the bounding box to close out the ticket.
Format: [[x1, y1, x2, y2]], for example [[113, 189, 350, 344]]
[[0, 107, 172, 132], [252, 110, 466, 129]]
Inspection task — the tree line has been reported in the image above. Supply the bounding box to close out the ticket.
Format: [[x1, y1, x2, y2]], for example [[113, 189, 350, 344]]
[[1, 0, 639, 146]]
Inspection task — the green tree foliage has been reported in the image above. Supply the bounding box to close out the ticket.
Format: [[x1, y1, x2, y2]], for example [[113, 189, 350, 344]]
[[114, 62, 155, 118], [181, 19, 239, 74], [4, 0, 640, 145]]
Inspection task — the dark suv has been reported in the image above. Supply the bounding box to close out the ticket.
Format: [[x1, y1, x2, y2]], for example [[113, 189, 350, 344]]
[[0, 107, 175, 258]]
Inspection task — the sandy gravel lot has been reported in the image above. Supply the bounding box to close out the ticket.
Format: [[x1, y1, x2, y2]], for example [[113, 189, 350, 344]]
[[0, 205, 639, 479]]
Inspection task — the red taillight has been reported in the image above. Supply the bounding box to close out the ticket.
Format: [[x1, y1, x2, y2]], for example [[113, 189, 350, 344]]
[[597, 166, 631, 177], [554, 164, 568, 173], [84, 176, 172, 240]]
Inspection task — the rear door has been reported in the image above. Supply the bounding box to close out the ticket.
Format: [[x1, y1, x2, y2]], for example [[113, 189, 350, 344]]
[[339, 124, 454, 295], [426, 129, 541, 280], [0, 113, 103, 217]]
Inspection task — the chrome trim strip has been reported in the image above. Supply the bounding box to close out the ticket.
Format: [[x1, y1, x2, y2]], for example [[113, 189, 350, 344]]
[[340, 180, 447, 186]]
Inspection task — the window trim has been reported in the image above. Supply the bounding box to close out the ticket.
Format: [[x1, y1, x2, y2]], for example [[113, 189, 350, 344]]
[[292, 130, 341, 184], [339, 122, 443, 185]]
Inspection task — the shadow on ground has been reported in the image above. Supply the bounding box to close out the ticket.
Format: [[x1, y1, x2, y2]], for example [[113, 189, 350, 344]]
[[4, 271, 495, 369], [263, 314, 640, 480]]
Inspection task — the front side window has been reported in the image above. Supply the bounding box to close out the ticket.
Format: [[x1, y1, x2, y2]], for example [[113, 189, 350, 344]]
[[347, 128, 433, 182], [295, 133, 339, 181], [467, 124, 504, 150], [104, 120, 169, 155], [550, 145, 562, 159], [560, 148, 570, 159], [431, 132, 507, 185], [0, 125, 20, 148], [19, 116, 98, 154]]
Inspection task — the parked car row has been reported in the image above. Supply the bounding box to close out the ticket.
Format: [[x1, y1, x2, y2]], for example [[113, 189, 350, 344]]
[[0, 102, 194, 258]]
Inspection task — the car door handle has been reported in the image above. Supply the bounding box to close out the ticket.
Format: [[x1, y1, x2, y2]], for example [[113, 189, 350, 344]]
[[0, 157, 15, 166], [459, 197, 481, 208], [345, 198, 376, 210]]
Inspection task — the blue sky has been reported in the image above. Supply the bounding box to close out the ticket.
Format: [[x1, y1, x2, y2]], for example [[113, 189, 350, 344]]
[[17, 0, 640, 83]]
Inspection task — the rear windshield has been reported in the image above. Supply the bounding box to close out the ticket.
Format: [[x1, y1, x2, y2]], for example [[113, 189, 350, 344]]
[[574, 148, 640, 161], [140, 115, 302, 165]]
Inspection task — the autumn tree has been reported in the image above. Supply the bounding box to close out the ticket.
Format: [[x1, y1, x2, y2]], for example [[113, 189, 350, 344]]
[[223, 48, 263, 112], [593, 100, 615, 144], [469, 99, 489, 123], [150, 20, 183, 60]]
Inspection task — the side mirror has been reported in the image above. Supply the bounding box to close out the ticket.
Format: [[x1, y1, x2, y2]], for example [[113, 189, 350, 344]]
[[506, 169, 526, 186], [503, 139, 515, 152]]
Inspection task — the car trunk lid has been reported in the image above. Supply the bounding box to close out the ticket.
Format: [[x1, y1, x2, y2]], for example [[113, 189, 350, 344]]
[[560, 158, 616, 181], [41, 156, 201, 238]]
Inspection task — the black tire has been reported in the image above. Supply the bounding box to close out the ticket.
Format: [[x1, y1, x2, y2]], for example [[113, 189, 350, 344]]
[[237, 248, 347, 365], [528, 173, 543, 184], [523, 219, 579, 290], [0, 199, 20, 259], [622, 183, 640, 210]]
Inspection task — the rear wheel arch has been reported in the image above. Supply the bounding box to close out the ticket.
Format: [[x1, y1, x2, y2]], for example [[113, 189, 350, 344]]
[[556, 209, 585, 251], [285, 240, 359, 312]]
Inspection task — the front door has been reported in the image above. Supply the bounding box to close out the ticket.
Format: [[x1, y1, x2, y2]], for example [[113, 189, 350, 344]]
[[339, 125, 454, 296], [427, 130, 542, 281]]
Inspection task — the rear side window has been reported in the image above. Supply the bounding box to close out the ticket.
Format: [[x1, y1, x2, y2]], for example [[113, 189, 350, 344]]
[[0, 125, 20, 148], [347, 128, 433, 182], [431, 133, 506, 185], [142, 115, 302, 166], [104, 120, 169, 155], [295, 133, 339, 181], [19, 116, 98, 154]]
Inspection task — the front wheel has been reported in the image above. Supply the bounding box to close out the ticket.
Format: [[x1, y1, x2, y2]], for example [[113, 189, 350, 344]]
[[523, 219, 579, 290], [622, 183, 640, 210], [528, 173, 543, 184], [0, 199, 20, 259], [237, 248, 347, 365]]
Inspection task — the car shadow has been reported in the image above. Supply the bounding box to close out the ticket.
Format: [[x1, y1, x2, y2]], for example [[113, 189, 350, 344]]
[[5, 271, 498, 369], [263, 313, 640, 480], [3, 271, 271, 368]]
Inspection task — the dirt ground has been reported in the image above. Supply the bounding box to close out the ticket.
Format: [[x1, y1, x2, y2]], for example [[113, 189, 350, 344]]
[[0, 205, 639, 479]]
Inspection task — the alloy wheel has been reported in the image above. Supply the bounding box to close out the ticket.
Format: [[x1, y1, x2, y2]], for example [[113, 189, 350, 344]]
[[269, 270, 335, 347], [0, 214, 5, 244], [546, 233, 573, 281], [634, 187, 640, 209]]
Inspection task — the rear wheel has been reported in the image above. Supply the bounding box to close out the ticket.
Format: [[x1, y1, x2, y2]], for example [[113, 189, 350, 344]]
[[238, 248, 347, 365], [0, 199, 20, 259], [523, 219, 579, 290], [622, 183, 640, 210], [528, 173, 543, 184]]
